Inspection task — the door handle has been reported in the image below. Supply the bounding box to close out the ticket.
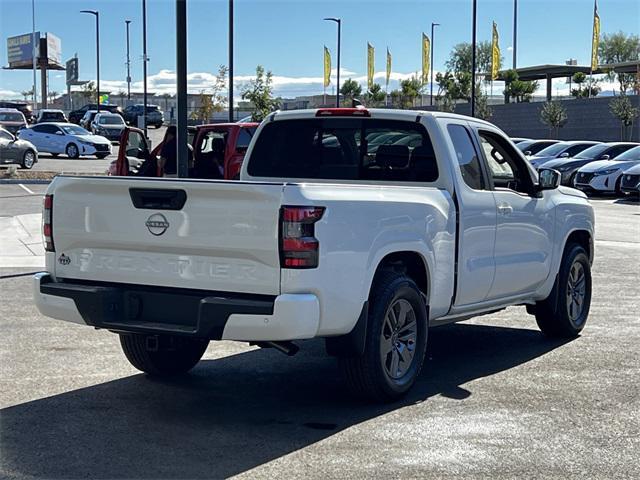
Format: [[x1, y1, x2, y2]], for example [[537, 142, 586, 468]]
[[497, 203, 513, 215]]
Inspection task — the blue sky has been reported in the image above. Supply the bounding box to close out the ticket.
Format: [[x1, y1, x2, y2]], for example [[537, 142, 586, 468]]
[[0, 0, 638, 100]]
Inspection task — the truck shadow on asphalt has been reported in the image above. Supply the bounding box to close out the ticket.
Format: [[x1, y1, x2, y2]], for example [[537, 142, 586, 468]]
[[1, 323, 571, 479]]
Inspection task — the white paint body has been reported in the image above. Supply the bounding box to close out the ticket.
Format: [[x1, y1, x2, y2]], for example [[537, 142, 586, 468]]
[[34, 109, 594, 342], [18, 122, 112, 156]]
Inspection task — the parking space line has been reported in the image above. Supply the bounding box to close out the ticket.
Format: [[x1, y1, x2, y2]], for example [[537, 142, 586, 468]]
[[18, 184, 35, 195]]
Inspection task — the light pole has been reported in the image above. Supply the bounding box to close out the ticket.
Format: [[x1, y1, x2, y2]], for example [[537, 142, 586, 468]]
[[229, 0, 234, 121], [430, 22, 440, 106], [80, 10, 100, 112], [142, 0, 148, 136], [125, 19, 132, 101], [513, 0, 518, 69], [31, 0, 37, 111], [470, 0, 477, 117], [324, 17, 341, 107]]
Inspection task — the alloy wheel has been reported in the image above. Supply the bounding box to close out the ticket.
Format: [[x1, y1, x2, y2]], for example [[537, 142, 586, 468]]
[[380, 298, 418, 380]]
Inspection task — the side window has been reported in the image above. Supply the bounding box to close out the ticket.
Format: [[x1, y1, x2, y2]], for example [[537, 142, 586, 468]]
[[236, 128, 255, 151], [32, 124, 47, 133], [566, 144, 590, 157], [605, 145, 630, 159], [478, 130, 533, 194], [447, 124, 484, 190], [0, 129, 12, 141], [40, 125, 59, 134]]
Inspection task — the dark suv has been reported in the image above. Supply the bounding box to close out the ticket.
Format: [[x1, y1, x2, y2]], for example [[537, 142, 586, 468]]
[[122, 104, 164, 128], [69, 104, 123, 124], [0, 101, 34, 123]]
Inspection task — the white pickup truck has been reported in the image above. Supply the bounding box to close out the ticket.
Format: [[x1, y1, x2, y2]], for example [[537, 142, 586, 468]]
[[34, 108, 594, 402]]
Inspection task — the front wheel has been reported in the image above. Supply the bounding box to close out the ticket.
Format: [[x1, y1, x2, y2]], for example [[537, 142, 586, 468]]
[[535, 243, 591, 338], [66, 143, 80, 159], [21, 150, 36, 169], [339, 271, 428, 402], [119, 333, 209, 377]]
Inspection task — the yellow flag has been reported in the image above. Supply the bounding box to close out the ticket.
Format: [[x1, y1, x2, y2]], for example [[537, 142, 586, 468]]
[[422, 33, 430, 84], [386, 48, 392, 87], [591, 0, 600, 71], [367, 43, 375, 89], [324, 46, 331, 88], [491, 21, 501, 80]]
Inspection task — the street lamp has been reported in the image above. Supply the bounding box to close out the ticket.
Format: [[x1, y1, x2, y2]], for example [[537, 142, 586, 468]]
[[80, 10, 100, 112], [324, 17, 341, 108], [125, 20, 132, 101], [430, 22, 440, 106]]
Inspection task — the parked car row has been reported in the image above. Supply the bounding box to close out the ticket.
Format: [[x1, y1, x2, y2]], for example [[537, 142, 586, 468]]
[[513, 137, 640, 196]]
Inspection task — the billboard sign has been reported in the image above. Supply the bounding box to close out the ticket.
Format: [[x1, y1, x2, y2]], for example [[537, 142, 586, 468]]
[[7, 32, 40, 67], [66, 57, 79, 85], [46, 33, 61, 64]]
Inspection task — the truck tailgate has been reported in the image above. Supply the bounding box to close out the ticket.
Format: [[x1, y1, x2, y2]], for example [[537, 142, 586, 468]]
[[49, 177, 284, 295]]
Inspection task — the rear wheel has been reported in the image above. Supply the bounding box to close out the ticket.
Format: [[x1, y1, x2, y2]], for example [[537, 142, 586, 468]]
[[535, 243, 591, 338], [21, 150, 36, 169], [119, 333, 209, 377], [339, 271, 428, 402], [66, 143, 79, 159]]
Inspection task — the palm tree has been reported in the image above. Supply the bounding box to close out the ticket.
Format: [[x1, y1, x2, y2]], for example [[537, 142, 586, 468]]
[[21, 89, 34, 102]]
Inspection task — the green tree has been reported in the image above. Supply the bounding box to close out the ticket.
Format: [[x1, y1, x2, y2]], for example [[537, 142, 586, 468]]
[[435, 71, 472, 111], [571, 73, 601, 98], [502, 69, 538, 103], [445, 41, 500, 76], [339, 78, 362, 105], [241, 65, 279, 122], [540, 101, 568, 138], [81, 81, 97, 101], [21, 89, 33, 101], [599, 31, 640, 94], [191, 91, 214, 124], [210, 64, 229, 112], [609, 95, 639, 140], [365, 82, 386, 107], [397, 76, 422, 108], [474, 86, 492, 121]]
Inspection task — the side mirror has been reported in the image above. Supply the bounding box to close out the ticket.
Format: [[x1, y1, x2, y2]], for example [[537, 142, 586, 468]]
[[600, 154, 610, 160], [559, 152, 570, 158], [537, 168, 561, 191], [524, 150, 532, 156]]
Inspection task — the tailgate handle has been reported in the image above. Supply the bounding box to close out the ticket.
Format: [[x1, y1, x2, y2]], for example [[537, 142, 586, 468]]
[[129, 188, 187, 210]]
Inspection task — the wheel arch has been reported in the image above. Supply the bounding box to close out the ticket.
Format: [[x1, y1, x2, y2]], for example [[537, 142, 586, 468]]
[[564, 229, 593, 265]]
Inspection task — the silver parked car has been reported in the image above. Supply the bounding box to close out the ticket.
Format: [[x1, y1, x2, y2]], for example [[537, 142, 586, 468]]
[[0, 127, 38, 169]]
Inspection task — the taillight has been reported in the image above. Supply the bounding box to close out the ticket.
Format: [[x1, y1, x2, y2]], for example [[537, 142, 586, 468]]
[[43, 194, 54, 252], [280, 206, 325, 269]]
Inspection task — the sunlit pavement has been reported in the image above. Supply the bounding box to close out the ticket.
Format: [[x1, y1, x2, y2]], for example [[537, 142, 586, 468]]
[[0, 193, 638, 479]]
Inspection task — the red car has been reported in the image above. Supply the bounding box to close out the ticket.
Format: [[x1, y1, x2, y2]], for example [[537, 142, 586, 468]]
[[111, 122, 259, 179]]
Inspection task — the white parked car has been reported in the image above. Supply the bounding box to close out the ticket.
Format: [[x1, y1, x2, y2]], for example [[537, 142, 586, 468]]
[[18, 122, 112, 159], [574, 145, 640, 195], [620, 162, 640, 196], [34, 108, 595, 402]]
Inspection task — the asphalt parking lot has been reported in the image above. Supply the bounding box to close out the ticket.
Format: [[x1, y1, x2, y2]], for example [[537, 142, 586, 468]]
[[0, 189, 638, 479], [0, 126, 167, 175]]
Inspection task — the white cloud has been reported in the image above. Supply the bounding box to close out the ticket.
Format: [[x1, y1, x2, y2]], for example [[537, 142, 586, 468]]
[[0, 89, 22, 99]]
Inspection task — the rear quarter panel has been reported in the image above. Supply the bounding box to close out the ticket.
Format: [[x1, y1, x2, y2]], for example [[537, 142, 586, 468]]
[[281, 183, 456, 336]]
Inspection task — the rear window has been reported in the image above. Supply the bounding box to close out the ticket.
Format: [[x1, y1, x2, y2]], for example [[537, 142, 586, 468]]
[[237, 127, 256, 150], [0, 112, 24, 122], [248, 118, 438, 182]]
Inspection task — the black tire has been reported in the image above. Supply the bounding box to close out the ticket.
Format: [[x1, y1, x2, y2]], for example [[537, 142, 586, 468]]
[[21, 149, 36, 169], [615, 176, 623, 196], [119, 333, 209, 377], [535, 243, 591, 338], [339, 271, 428, 403], [568, 172, 577, 187], [96, 153, 109, 159], [66, 143, 80, 159]]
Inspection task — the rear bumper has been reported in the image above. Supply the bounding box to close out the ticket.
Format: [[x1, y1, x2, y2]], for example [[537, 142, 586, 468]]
[[33, 273, 320, 341]]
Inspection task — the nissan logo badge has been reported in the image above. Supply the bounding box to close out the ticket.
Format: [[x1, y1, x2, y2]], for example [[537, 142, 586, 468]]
[[145, 213, 170, 236]]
